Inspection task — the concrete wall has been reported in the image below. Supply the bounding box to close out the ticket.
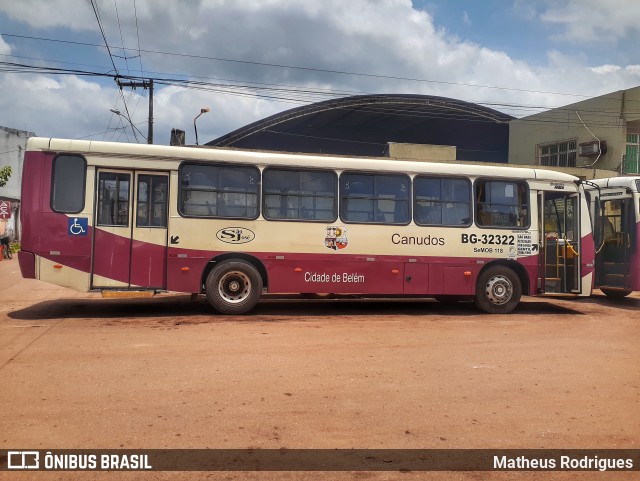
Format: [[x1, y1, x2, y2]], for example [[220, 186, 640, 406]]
[[384, 142, 615, 180], [509, 86, 640, 172], [386, 143, 456, 162], [0, 126, 36, 241], [0, 126, 35, 201]]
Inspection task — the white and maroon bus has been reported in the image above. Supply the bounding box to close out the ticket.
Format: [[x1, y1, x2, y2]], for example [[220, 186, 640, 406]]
[[585, 177, 640, 298], [19, 137, 595, 314]]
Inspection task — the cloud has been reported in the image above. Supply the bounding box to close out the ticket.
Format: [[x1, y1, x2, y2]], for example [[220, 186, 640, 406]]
[[0, 35, 11, 55], [0, 0, 639, 143], [0, 0, 97, 30], [540, 0, 640, 43], [512, 0, 537, 21], [0, 73, 113, 136], [0, 69, 289, 144], [152, 84, 288, 144], [591, 65, 622, 75]]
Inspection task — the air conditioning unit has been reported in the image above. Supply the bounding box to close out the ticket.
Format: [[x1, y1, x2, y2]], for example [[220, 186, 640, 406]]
[[579, 140, 607, 157]]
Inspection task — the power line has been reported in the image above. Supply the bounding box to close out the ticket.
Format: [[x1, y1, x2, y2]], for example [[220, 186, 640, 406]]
[[0, 33, 604, 100], [132, 0, 145, 78], [5, 53, 638, 128], [2, 59, 638, 138], [0, 52, 361, 98], [77, 120, 148, 140], [112, 0, 133, 76], [88, 0, 118, 75], [6, 33, 640, 114], [3, 59, 639, 131], [87, 0, 146, 142]]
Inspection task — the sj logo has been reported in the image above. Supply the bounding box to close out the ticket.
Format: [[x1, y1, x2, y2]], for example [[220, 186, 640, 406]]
[[216, 227, 255, 244]]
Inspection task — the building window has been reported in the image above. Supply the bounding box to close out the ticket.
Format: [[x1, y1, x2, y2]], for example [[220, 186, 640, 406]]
[[475, 179, 529, 228], [625, 133, 639, 174], [538, 139, 577, 167], [263, 168, 337, 221], [414, 176, 471, 226], [340, 172, 410, 224], [179, 163, 259, 218]]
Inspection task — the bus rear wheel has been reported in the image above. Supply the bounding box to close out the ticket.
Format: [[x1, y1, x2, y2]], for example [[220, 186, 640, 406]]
[[474, 266, 521, 314], [205, 260, 263, 314], [601, 288, 632, 299]]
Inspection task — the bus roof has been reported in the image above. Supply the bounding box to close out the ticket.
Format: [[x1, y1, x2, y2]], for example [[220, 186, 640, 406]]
[[28, 137, 579, 183], [587, 176, 640, 191]]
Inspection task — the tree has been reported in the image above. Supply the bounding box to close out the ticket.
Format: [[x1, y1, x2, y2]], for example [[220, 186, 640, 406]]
[[0, 166, 11, 188]]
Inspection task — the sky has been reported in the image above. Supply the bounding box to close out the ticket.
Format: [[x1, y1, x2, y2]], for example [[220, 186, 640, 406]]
[[0, 0, 639, 146]]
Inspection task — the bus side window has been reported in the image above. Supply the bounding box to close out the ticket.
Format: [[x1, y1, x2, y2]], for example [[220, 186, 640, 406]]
[[97, 172, 130, 226], [137, 175, 168, 228], [475, 179, 528, 228], [414, 176, 470, 226], [340, 172, 410, 224], [263, 168, 336, 222], [179, 163, 259, 219], [51, 155, 86, 213]]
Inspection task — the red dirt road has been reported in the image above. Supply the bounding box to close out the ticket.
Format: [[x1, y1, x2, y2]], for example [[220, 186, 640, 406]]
[[0, 257, 638, 480]]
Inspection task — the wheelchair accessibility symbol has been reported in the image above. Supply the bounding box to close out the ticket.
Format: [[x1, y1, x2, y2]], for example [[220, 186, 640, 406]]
[[68, 217, 88, 236]]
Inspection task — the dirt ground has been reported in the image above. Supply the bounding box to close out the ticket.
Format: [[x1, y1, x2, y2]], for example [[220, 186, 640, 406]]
[[0, 256, 638, 481]]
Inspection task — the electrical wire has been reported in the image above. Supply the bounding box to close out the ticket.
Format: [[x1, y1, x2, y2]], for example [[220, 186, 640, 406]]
[[1, 32, 617, 101], [88, 0, 118, 75], [112, 0, 132, 76], [1, 58, 636, 133], [133, 0, 145, 79]]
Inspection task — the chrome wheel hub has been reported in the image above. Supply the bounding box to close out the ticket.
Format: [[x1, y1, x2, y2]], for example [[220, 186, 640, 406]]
[[484, 275, 513, 305], [219, 271, 251, 303]]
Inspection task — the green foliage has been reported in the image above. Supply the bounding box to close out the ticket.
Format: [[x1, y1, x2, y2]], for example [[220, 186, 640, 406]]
[[0, 166, 11, 188]]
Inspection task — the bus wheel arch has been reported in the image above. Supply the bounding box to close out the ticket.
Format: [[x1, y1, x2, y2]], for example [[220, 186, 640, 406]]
[[600, 287, 632, 299], [202, 254, 267, 315], [201, 253, 268, 291], [474, 261, 525, 314]]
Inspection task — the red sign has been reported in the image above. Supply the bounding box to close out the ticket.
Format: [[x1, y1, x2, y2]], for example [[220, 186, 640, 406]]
[[0, 201, 11, 219]]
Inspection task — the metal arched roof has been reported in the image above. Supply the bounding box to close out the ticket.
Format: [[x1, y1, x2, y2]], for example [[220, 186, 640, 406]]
[[207, 94, 513, 163]]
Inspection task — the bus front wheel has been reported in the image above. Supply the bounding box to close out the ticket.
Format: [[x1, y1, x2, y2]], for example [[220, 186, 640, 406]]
[[601, 288, 632, 299], [474, 266, 521, 314], [205, 260, 263, 314]]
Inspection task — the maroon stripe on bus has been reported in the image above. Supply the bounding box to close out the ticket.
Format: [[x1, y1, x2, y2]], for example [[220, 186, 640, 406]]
[[18, 250, 36, 279], [130, 239, 167, 288], [92, 228, 131, 284], [19, 151, 47, 256]]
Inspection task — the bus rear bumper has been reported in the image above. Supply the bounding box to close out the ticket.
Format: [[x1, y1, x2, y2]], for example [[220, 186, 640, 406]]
[[18, 250, 36, 279]]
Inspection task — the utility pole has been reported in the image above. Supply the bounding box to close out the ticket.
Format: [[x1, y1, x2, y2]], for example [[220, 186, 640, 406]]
[[116, 78, 154, 144]]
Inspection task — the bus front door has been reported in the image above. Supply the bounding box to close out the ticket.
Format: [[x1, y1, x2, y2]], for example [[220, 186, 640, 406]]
[[130, 172, 169, 290], [595, 198, 633, 291], [92, 169, 168, 290], [540, 192, 581, 294]]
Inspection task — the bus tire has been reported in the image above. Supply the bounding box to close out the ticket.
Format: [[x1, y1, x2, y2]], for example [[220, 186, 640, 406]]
[[473, 266, 521, 314], [601, 288, 632, 299], [205, 260, 263, 314]]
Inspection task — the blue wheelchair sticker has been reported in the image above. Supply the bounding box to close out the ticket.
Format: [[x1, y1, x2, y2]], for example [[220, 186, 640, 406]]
[[68, 217, 88, 236]]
